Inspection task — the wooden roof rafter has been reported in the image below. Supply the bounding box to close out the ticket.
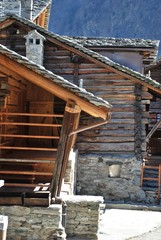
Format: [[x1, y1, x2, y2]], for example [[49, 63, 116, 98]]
[[0, 48, 111, 120], [0, 18, 16, 30]]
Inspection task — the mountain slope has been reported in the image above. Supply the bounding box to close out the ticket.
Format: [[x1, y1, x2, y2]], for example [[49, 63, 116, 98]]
[[49, 0, 161, 56]]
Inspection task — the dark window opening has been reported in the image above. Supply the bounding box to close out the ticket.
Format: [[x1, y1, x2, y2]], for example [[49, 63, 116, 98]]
[[29, 38, 33, 44], [36, 39, 40, 45]]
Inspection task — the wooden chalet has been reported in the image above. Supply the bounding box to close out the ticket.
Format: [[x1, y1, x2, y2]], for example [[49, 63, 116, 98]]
[[0, 16, 112, 205], [1, 14, 161, 203], [66, 36, 159, 72]]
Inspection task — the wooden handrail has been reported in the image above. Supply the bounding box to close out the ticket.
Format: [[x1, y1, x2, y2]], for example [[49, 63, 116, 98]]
[[0, 134, 60, 139], [0, 158, 56, 163], [0, 112, 63, 117], [4, 183, 51, 187], [0, 146, 57, 151], [146, 119, 161, 142], [0, 170, 52, 176], [0, 122, 62, 127]]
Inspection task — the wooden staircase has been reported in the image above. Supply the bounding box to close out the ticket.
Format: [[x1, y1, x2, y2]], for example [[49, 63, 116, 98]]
[[0, 111, 63, 191], [140, 156, 161, 204]]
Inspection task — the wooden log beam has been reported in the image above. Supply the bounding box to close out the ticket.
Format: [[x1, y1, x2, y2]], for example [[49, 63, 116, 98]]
[[0, 55, 110, 120], [0, 19, 16, 29], [50, 101, 81, 198], [46, 37, 161, 95]]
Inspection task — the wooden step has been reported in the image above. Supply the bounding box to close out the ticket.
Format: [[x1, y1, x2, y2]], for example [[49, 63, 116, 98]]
[[0, 146, 57, 151], [3, 175, 35, 183], [142, 177, 158, 181], [4, 183, 51, 188], [0, 122, 62, 127], [0, 170, 53, 176], [0, 134, 60, 139], [0, 158, 56, 163]]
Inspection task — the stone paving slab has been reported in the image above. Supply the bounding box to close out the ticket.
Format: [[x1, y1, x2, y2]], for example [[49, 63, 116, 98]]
[[99, 206, 161, 240], [129, 227, 161, 239]]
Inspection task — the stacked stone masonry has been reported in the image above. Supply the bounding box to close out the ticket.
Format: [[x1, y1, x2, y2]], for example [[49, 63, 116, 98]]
[[0, 205, 66, 240], [77, 154, 146, 203], [64, 195, 103, 240]]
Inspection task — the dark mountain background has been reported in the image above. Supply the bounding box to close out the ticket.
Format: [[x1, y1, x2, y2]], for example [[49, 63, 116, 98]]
[[49, 0, 161, 57]]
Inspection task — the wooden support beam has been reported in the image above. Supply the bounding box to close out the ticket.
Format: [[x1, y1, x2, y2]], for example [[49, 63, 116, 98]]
[[50, 101, 81, 198], [0, 55, 110, 120], [0, 19, 16, 29], [45, 36, 161, 96]]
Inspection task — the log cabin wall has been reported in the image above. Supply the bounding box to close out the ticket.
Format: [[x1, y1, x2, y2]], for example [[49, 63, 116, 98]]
[[145, 65, 161, 156], [75, 73, 152, 202], [37, 40, 154, 202], [0, 76, 27, 149], [42, 41, 152, 202]]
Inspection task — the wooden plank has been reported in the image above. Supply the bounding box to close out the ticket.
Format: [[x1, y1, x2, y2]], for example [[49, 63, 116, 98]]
[[0, 197, 22, 205], [4, 183, 50, 187], [0, 170, 52, 175], [0, 19, 16, 29], [24, 197, 49, 207], [78, 68, 108, 74], [79, 129, 134, 137], [0, 122, 62, 127], [0, 60, 110, 120], [0, 134, 60, 139], [0, 146, 57, 151], [77, 142, 135, 151], [0, 112, 63, 117], [0, 158, 55, 163], [77, 136, 135, 143]]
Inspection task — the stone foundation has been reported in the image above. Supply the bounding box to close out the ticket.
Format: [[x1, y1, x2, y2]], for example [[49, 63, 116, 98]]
[[64, 195, 103, 239], [77, 153, 145, 202], [0, 204, 66, 240], [61, 149, 78, 196]]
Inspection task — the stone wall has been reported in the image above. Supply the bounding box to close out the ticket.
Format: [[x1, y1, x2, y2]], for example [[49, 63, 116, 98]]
[[77, 153, 146, 203], [61, 149, 78, 195], [0, 204, 66, 240], [64, 195, 103, 239]]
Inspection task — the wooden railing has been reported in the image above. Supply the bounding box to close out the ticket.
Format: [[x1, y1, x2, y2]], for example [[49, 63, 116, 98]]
[[0, 112, 64, 188], [0, 112, 63, 152], [140, 162, 161, 204]]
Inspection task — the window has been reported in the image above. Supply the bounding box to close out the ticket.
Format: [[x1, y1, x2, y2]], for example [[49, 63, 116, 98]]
[[29, 38, 33, 44], [36, 39, 40, 45]]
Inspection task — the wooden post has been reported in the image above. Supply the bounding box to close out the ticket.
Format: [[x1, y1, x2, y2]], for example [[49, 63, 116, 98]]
[[50, 101, 81, 198]]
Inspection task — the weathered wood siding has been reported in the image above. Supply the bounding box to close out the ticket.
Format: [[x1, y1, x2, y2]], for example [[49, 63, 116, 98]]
[[43, 43, 151, 159], [0, 24, 152, 159], [0, 76, 27, 147]]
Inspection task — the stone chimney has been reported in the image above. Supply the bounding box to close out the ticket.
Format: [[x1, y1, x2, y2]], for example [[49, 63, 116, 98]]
[[24, 30, 46, 66], [21, 0, 33, 20]]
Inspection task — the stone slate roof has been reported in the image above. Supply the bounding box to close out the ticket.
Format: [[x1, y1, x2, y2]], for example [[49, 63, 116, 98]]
[[0, 44, 111, 110], [32, 0, 51, 20], [64, 36, 159, 49], [1, 15, 161, 94], [0, 0, 51, 20]]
